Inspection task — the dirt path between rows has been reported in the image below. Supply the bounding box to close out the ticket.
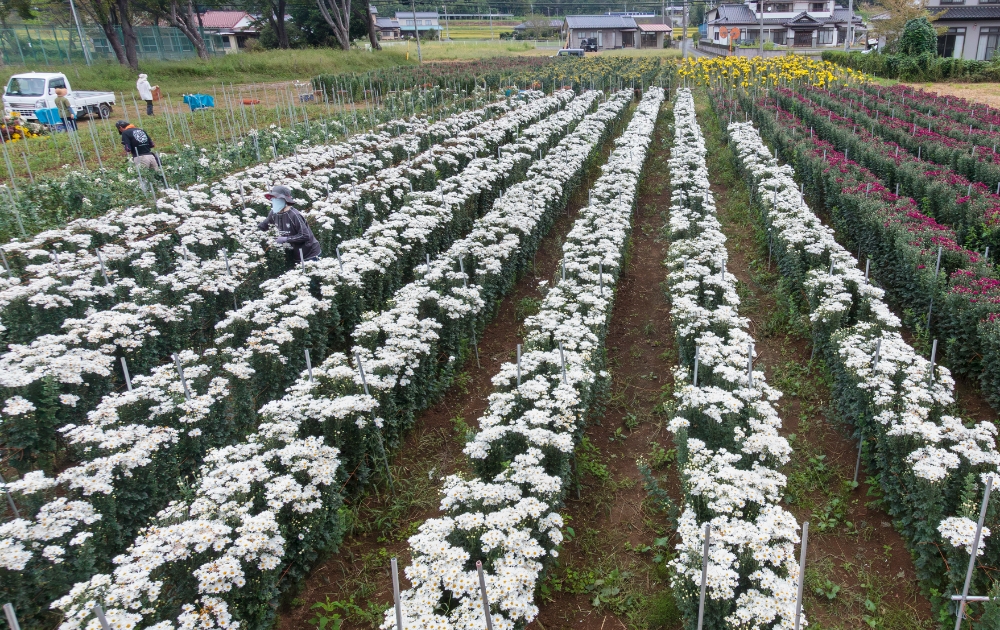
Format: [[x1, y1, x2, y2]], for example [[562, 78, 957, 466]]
[[276, 101, 637, 630], [694, 91, 934, 630]]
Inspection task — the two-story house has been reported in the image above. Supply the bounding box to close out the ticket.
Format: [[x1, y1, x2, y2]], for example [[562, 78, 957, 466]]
[[395, 11, 442, 38], [929, 0, 1000, 60], [705, 0, 866, 48]]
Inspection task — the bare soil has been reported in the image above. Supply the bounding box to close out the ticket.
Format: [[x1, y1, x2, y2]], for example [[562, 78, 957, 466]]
[[902, 82, 1000, 110], [276, 103, 637, 630], [694, 92, 934, 630]]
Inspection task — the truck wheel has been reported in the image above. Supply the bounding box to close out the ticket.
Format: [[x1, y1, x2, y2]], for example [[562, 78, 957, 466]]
[[98, 103, 112, 119]]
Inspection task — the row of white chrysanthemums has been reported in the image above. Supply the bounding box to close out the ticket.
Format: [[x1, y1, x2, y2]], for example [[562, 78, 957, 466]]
[[47, 90, 634, 630], [663, 89, 803, 629], [381, 86, 665, 630], [0, 89, 596, 591], [0, 90, 518, 348], [725, 121, 1000, 558], [0, 90, 572, 436]]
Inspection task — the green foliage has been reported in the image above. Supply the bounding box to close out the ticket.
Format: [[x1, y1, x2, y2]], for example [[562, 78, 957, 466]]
[[898, 18, 938, 57], [822, 50, 1000, 82], [514, 296, 541, 321]]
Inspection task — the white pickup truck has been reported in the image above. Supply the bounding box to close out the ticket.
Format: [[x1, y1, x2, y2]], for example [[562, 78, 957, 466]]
[[3, 72, 116, 121]]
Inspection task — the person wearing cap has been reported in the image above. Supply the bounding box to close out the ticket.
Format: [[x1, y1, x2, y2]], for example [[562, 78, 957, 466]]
[[136, 74, 157, 116], [54, 88, 76, 132], [259, 184, 321, 266], [116, 121, 158, 170]]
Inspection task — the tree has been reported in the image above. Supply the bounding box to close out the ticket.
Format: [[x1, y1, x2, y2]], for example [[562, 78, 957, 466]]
[[78, 0, 131, 67], [0, 0, 33, 27], [358, 2, 379, 49], [238, 0, 290, 48], [316, 0, 351, 49], [899, 16, 938, 56], [870, 0, 933, 52], [168, 0, 210, 59], [114, 0, 140, 69]]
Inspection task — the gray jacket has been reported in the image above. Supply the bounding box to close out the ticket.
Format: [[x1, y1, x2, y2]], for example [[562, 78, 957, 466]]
[[258, 206, 321, 263]]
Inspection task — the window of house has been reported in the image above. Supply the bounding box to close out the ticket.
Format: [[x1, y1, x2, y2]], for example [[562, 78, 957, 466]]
[[765, 2, 793, 11], [938, 26, 966, 57], [811, 2, 826, 10], [714, 28, 720, 39], [981, 0, 1000, 4], [978, 27, 1000, 60], [773, 30, 786, 45], [938, 0, 965, 4], [818, 29, 833, 43]]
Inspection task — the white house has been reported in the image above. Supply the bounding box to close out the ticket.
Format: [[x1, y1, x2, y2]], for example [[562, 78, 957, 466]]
[[928, 0, 1000, 60], [395, 11, 442, 38], [705, 1, 866, 48]]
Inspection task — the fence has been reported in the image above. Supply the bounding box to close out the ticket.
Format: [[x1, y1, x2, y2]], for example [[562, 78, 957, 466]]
[[0, 25, 227, 66]]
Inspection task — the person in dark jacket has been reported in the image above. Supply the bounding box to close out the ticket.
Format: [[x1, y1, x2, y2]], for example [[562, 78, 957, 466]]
[[258, 184, 321, 266], [115, 120, 158, 169]]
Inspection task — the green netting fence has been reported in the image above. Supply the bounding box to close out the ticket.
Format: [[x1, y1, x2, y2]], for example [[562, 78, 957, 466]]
[[0, 25, 227, 66]]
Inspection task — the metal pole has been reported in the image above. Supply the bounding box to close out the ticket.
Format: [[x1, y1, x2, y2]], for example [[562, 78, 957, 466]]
[[172, 354, 191, 400], [0, 472, 19, 518], [304, 349, 313, 382], [409, 0, 422, 63], [682, 1, 688, 58], [3, 604, 20, 630], [693, 345, 700, 387], [758, 0, 764, 56], [928, 339, 938, 385], [476, 560, 495, 630], [93, 605, 111, 630], [516, 344, 521, 386], [696, 523, 711, 630], [793, 522, 809, 630], [391, 557, 405, 630], [121, 356, 132, 391], [955, 476, 993, 630]]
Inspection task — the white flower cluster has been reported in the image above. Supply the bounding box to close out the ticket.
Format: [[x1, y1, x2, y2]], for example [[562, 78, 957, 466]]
[[725, 121, 1000, 566], [665, 90, 803, 630], [52, 422, 341, 630], [0, 96, 516, 338], [0, 92, 586, 588], [41, 91, 626, 629], [387, 87, 665, 630], [0, 93, 552, 426]]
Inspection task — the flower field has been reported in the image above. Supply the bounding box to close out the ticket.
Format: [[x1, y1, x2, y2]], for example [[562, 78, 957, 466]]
[[1, 55, 999, 630]]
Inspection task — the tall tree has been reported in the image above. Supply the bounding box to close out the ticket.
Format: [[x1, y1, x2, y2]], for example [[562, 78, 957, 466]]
[[316, 0, 350, 49], [79, 0, 130, 66], [871, 0, 933, 52], [168, 0, 210, 59], [357, 2, 379, 49], [114, 0, 139, 69], [235, 0, 290, 48]]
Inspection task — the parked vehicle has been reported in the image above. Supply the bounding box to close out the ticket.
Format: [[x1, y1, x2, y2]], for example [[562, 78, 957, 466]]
[[556, 48, 586, 57], [581, 37, 599, 52], [3, 72, 116, 121]]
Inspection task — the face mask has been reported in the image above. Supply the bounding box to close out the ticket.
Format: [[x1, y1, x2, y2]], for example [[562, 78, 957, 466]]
[[270, 198, 286, 213]]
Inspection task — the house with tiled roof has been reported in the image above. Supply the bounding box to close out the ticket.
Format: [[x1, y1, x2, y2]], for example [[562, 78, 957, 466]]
[[929, 0, 1000, 60], [564, 15, 640, 49], [705, 1, 865, 48], [196, 10, 260, 52]]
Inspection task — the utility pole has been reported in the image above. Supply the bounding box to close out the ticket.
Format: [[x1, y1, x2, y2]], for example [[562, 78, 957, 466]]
[[759, 0, 765, 56], [489, 6, 494, 40], [410, 0, 422, 62], [68, 0, 91, 65], [444, 4, 450, 40], [844, 0, 853, 51], [682, 0, 688, 57]]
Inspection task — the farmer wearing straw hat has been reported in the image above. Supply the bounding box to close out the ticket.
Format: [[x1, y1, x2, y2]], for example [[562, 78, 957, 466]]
[[258, 184, 321, 266], [54, 88, 76, 131]]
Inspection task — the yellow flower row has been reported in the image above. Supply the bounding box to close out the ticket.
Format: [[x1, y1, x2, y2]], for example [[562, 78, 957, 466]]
[[672, 55, 868, 90]]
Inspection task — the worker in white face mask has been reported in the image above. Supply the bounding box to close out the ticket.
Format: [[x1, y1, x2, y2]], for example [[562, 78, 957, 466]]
[[257, 184, 322, 267]]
